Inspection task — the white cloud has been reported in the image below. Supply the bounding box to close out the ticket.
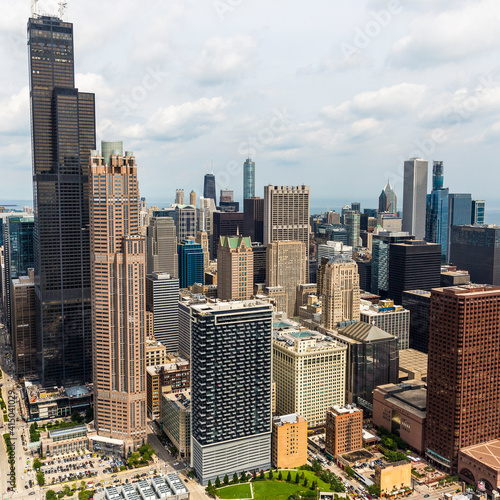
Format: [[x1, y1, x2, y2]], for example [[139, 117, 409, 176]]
[[190, 35, 258, 85], [124, 96, 229, 141], [0, 87, 29, 135], [389, 0, 500, 67]]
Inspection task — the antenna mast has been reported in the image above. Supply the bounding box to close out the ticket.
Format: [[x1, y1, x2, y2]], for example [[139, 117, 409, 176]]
[[59, 0, 67, 20], [31, 0, 39, 17]]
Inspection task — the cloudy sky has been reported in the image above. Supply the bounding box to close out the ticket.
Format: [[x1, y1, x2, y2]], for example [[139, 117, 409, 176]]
[[2, 0, 500, 209]]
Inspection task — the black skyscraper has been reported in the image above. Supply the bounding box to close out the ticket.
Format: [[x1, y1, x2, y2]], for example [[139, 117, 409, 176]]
[[203, 173, 216, 203], [388, 241, 441, 304], [28, 16, 96, 386]]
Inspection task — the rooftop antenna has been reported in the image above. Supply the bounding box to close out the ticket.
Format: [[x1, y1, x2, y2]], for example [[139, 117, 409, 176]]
[[31, 0, 39, 17], [59, 0, 67, 20]]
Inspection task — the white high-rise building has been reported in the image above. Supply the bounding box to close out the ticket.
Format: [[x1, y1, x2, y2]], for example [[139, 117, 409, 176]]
[[402, 158, 428, 239]]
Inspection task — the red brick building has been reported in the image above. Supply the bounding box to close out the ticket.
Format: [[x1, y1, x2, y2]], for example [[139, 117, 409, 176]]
[[425, 285, 500, 472]]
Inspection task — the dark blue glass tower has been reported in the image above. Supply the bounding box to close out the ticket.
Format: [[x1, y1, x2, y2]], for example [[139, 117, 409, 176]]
[[3, 216, 35, 330], [203, 173, 216, 203], [426, 161, 449, 262], [178, 240, 204, 289]]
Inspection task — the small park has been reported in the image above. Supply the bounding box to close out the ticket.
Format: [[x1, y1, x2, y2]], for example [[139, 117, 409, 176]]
[[208, 462, 350, 500]]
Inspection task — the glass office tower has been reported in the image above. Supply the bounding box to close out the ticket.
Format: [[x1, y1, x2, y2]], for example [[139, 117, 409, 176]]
[[28, 15, 96, 386], [203, 173, 216, 203], [243, 158, 255, 199]]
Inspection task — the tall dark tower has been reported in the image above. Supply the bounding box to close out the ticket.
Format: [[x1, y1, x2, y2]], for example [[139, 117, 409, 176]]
[[28, 15, 96, 387], [203, 173, 216, 203], [243, 158, 255, 200]]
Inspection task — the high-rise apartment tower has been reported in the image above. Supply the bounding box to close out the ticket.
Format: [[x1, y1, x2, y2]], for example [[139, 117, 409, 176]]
[[402, 158, 428, 239], [89, 143, 146, 454]]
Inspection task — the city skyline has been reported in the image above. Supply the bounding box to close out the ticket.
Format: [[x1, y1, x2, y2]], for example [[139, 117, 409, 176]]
[[1, 1, 500, 207]]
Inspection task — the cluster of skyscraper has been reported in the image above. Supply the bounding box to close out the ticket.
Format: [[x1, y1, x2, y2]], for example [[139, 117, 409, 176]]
[[1, 9, 500, 491]]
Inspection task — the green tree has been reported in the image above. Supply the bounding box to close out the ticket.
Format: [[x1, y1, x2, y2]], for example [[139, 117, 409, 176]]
[[80, 481, 86, 490], [311, 480, 317, 490], [71, 410, 83, 423], [312, 459, 322, 473], [241, 471, 247, 482], [62, 485, 71, 496], [78, 492, 92, 500], [208, 480, 213, 488], [84, 406, 94, 423], [346, 466, 355, 478], [260, 470, 265, 480], [223, 474, 229, 485], [278, 471, 283, 480], [46, 490, 57, 500], [233, 472, 239, 484], [215, 476, 221, 488], [368, 485, 381, 496], [300, 472, 305, 480], [295, 473, 300, 484], [37, 471, 45, 486], [286, 471, 292, 482], [303, 477, 308, 487], [268, 470, 273, 480]]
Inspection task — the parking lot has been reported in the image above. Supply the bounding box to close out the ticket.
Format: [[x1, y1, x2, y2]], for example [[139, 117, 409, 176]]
[[40, 452, 127, 486]]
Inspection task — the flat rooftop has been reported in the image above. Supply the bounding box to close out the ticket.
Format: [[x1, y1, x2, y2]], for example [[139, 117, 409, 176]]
[[399, 349, 428, 374], [460, 439, 500, 471], [273, 413, 305, 426], [339, 448, 373, 464], [331, 404, 362, 415], [191, 299, 272, 313]]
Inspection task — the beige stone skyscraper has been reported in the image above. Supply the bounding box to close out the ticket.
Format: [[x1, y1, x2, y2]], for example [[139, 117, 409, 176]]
[[266, 240, 307, 317], [263, 185, 310, 257], [322, 254, 360, 330], [146, 216, 178, 277], [217, 235, 254, 300], [90, 142, 147, 455]]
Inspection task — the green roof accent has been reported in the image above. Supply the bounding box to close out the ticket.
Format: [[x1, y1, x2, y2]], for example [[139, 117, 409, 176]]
[[289, 331, 313, 339], [220, 235, 252, 249]]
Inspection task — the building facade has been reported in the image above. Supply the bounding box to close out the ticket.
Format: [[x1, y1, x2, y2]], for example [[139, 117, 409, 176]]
[[89, 143, 146, 454], [175, 205, 197, 242], [273, 323, 347, 428], [243, 197, 264, 244], [325, 405, 363, 458], [271, 414, 308, 469], [450, 225, 500, 286], [372, 381, 426, 454], [178, 240, 204, 289], [471, 200, 485, 225], [11, 269, 37, 379], [191, 301, 273, 485], [212, 212, 245, 260], [160, 390, 191, 460], [266, 240, 307, 317], [388, 240, 441, 304], [322, 255, 360, 330], [360, 299, 410, 350], [402, 158, 428, 239], [146, 273, 180, 352], [243, 158, 256, 200], [203, 173, 216, 203], [379, 180, 397, 215], [344, 211, 360, 249], [401, 290, 431, 353], [264, 185, 310, 259], [217, 235, 254, 301], [28, 15, 96, 387], [426, 285, 500, 472], [146, 216, 178, 277]]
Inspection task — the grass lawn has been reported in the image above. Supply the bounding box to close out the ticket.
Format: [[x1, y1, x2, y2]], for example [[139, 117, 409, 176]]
[[216, 483, 253, 499], [252, 480, 306, 500]]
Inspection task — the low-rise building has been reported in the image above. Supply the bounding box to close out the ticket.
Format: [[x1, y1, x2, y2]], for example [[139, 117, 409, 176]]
[[191, 283, 217, 298], [360, 299, 410, 350], [372, 381, 426, 454], [374, 460, 412, 496], [146, 357, 190, 419], [159, 390, 191, 461], [325, 405, 363, 458], [146, 337, 170, 367], [458, 439, 500, 494], [25, 381, 92, 421], [271, 413, 308, 468], [40, 424, 88, 456], [398, 349, 427, 382]]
